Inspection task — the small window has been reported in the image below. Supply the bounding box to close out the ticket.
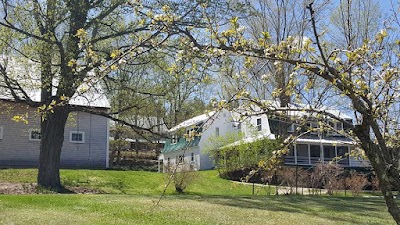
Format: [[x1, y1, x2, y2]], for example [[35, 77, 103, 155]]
[[268, 118, 280, 134], [215, 127, 219, 137], [29, 129, 41, 141], [70, 131, 85, 143], [177, 155, 184, 164], [336, 122, 343, 131], [287, 124, 295, 133], [327, 121, 343, 136], [327, 121, 336, 136], [310, 122, 318, 134], [191, 152, 194, 162], [0, 126, 3, 140], [257, 118, 262, 131], [171, 135, 178, 144], [232, 122, 241, 130]]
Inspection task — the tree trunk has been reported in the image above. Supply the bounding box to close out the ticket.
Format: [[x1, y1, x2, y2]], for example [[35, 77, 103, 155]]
[[368, 152, 400, 224], [37, 106, 69, 191], [354, 125, 400, 224], [367, 151, 400, 224]]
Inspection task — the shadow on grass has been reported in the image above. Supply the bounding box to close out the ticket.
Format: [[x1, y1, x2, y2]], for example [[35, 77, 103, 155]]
[[169, 194, 393, 225]]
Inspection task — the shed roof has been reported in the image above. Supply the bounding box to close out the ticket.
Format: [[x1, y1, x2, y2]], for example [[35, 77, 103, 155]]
[[0, 56, 110, 108]]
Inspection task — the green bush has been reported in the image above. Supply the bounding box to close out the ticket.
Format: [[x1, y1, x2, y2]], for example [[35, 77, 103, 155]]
[[208, 134, 281, 179]]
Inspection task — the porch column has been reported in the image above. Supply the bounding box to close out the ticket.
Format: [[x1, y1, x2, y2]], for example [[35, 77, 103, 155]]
[[294, 144, 297, 164], [348, 146, 352, 167], [335, 146, 338, 165], [308, 144, 311, 165], [320, 143, 324, 163]]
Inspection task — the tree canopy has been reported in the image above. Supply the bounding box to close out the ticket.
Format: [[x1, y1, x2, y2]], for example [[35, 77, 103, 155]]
[[149, 0, 400, 223], [1, 0, 400, 224]]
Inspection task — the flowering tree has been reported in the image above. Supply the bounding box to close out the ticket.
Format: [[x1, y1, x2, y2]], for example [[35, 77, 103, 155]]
[[0, 0, 238, 191], [157, 1, 400, 223]]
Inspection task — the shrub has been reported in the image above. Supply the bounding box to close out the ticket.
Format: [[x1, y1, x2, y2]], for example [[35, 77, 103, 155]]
[[170, 164, 198, 193], [346, 171, 367, 196], [322, 164, 344, 195], [210, 136, 281, 179], [279, 167, 297, 194]]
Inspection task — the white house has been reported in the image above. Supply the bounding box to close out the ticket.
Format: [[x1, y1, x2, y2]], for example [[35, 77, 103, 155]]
[[159, 109, 239, 171], [159, 105, 370, 172]]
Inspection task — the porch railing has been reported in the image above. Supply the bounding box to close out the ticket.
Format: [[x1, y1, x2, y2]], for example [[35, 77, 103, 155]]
[[284, 156, 354, 167]]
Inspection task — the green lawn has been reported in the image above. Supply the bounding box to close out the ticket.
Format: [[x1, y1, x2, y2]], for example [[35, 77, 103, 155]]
[[0, 169, 272, 196], [0, 169, 396, 225]]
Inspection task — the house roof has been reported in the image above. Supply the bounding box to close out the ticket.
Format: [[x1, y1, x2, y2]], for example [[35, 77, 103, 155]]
[[236, 101, 352, 120], [0, 84, 110, 109], [168, 111, 216, 133], [223, 135, 354, 149], [0, 56, 110, 108]]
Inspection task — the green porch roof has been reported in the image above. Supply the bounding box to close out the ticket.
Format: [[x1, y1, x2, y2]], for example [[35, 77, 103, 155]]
[[162, 136, 201, 153]]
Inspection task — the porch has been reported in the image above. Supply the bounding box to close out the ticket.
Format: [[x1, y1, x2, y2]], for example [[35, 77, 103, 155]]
[[284, 143, 371, 167]]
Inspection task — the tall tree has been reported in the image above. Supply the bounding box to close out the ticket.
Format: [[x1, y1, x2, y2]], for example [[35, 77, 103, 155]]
[[0, 0, 245, 190], [245, 0, 311, 106], [0, 0, 205, 190], [175, 1, 400, 223], [330, 0, 381, 50]]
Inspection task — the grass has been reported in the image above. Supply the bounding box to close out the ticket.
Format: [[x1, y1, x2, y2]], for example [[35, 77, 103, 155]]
[[0, 169, 272, 196], [0, 169, 396, 224], [0, 194, 394, 225]]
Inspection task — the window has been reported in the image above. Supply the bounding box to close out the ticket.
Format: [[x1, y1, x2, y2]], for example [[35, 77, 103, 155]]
[[287, 124, 297, 133], [171, 135, 178, 144], [297, 144, 309, 157], [336, 122, 344, 131], [232, 122, 241, 130], [337, 146, 349, 165], [29, 129, 41, 141], [268, 118, 279, 134], [257, 118, 262, 131], [327, 122, 344, 136], [337, 146, 348, 157], [215, 127, 219, 137], [177, 155, 184, 164], [343, 119, 353, 130], [191, 152, 194, 162], [323, 145, 335, 159], [310, 122, 319, 134], [0, 126, 3, 140], [70, 131, 85, 143], [310, 145, 321, 157]]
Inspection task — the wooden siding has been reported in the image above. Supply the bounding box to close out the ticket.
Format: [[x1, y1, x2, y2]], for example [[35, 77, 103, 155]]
[[0, 102, 108, 168]]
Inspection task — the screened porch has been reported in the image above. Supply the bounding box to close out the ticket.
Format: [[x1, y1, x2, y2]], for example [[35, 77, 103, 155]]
[[284, 143, 370, 167]]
